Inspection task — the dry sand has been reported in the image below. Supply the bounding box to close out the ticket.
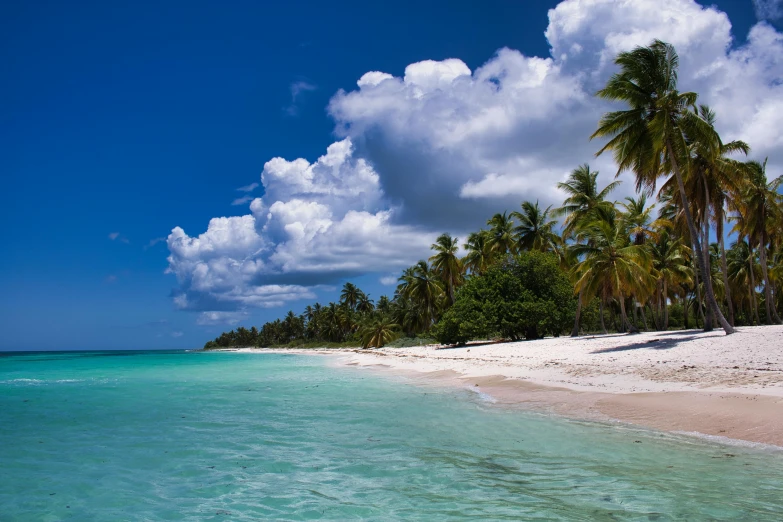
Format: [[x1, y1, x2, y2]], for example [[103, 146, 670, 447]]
[[232, 325, 783, 447]]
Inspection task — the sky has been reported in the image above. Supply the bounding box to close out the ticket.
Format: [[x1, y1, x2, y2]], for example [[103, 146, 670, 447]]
[[1, 0, 781, 351]]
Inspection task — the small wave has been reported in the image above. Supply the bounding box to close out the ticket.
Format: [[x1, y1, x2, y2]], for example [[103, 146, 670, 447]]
[[467, 387, 497, 403], [672, 430, 783, 452]]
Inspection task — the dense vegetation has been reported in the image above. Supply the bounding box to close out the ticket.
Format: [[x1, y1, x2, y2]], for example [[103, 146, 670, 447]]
[[204, 40, 783, 350]]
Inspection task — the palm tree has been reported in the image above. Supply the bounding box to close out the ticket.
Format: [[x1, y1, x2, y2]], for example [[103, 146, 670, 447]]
[[555, 164, 620, 336], [463, 230, 493, 275], [572, 210, 655, 333], [487, 212, 517, 258], [688, 105, 749, 326], [356, 293, 375, 314], [340, 282, 361, 311], [650, 231, 692, 329], [727, 239, 761, 325], [555, 164, 620, 238], [511, 200, 559, 253], [397, 261, 444, 328], [429, 233, 463, 305], [735, 159, 783, 324], [360, 315, 399, 349], [620, 195, 664, 245], [591, 39, 734, 334]]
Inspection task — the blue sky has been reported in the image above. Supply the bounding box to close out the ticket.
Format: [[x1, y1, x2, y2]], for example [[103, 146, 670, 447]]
[[1, 0, 778, 350]]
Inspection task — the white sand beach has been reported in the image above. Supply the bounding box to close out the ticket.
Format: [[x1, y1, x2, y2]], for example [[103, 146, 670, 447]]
[[232, 325, 783, 446]]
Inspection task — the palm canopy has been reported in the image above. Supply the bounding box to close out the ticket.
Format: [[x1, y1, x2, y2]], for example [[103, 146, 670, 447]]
[[619, 194, 666, 245], [591, 39, 733, 334], [487, 212, 517, 257], [571, 208, 655, 332], [462, 230, 494, 276], [555, 164, 619, 238], [511, 200, 559, 253], [429, 233, 464, 304]]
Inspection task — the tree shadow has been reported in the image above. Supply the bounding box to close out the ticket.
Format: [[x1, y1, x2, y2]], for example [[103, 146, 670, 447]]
[[590, 330, 709, 354]]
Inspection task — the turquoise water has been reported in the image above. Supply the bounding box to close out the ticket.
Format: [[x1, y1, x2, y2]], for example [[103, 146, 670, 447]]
[[1, 351, 782, 521]]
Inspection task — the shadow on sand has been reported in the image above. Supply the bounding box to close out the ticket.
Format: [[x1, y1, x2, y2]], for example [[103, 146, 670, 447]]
[[589, 329, 712, 354]]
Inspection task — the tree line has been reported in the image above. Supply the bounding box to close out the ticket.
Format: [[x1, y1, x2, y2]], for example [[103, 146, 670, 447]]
[[204, 40, 782, 350]]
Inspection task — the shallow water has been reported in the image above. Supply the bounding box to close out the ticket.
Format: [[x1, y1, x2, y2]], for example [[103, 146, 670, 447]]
[[1, 350, 782, 521]]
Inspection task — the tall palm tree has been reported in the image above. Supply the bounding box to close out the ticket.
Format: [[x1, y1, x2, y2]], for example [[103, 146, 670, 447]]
[[555, 164, 620, 336], [429, 233, 463, 305], [688, 105, 749, 326], [591, 39, 734, 334], [572, 210, 655, 333], [340, 282, 361, 311], [735, 159, 783, 324], [463, 230, 494, 275], [486, 212, 517, 258], [511, 200, 559, 253]]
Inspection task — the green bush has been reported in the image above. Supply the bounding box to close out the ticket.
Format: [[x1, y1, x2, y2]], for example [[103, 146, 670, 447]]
[[385, 336, 435, 348], [434, 251, 576, 344]]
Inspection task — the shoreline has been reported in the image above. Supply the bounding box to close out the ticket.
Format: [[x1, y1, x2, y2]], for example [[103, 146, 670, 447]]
[[222, 325, 783, 447]]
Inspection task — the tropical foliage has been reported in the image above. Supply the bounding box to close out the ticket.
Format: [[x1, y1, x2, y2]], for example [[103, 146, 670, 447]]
[[204, 39, 782, 350]]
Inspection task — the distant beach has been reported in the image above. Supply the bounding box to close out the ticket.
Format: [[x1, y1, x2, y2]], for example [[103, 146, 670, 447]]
[[228, 325, 783, 447]]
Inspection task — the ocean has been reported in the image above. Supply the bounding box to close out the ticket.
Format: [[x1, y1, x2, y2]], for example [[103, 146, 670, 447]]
[[1, 350, 782, 520]]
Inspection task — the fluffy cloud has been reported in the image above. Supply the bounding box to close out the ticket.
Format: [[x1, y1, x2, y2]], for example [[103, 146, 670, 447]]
[[167, 139, 435, 314], [329, 0, 782, 226], [169, 0, 783, 316]]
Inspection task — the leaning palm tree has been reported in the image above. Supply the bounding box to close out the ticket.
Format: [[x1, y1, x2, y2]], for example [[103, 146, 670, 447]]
[[486, 212, 517, 258], [555, 164, 620, 336], [360, 315, 399, 349], [463, 230, 494, 275], [734, 159, 783, 324], [429, 233, 463, 305], [572, 210, 655, 333], [511, 200, 559, 253], [591, 39, 734, 334]]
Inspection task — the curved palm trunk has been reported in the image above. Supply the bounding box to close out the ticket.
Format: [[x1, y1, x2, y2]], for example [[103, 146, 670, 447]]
[[667, 140, 734, 334], [758, 237, 782, 324]]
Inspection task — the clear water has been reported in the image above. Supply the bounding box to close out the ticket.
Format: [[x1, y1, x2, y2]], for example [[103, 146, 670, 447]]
[[1, 351, 782, 521]]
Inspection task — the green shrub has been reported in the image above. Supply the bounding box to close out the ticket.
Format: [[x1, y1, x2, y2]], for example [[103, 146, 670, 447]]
[[434, 251, 576, 344]]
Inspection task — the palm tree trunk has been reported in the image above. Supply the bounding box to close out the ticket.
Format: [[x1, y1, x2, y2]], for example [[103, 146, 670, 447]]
[[748, 244, 761, 325], [682, 292, 690, 330], [717, 212, 735, 326], [571, 286, 584, 337], [667, 140, 733, 334], [758, 236, 782, 324], [639, 300, 648, 331], [693, 259, 705, 326], [663, 279, 669, 330], [703, 204, 716, 330], [618, 292, 638, 333], [599, 298, 607, 335]]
